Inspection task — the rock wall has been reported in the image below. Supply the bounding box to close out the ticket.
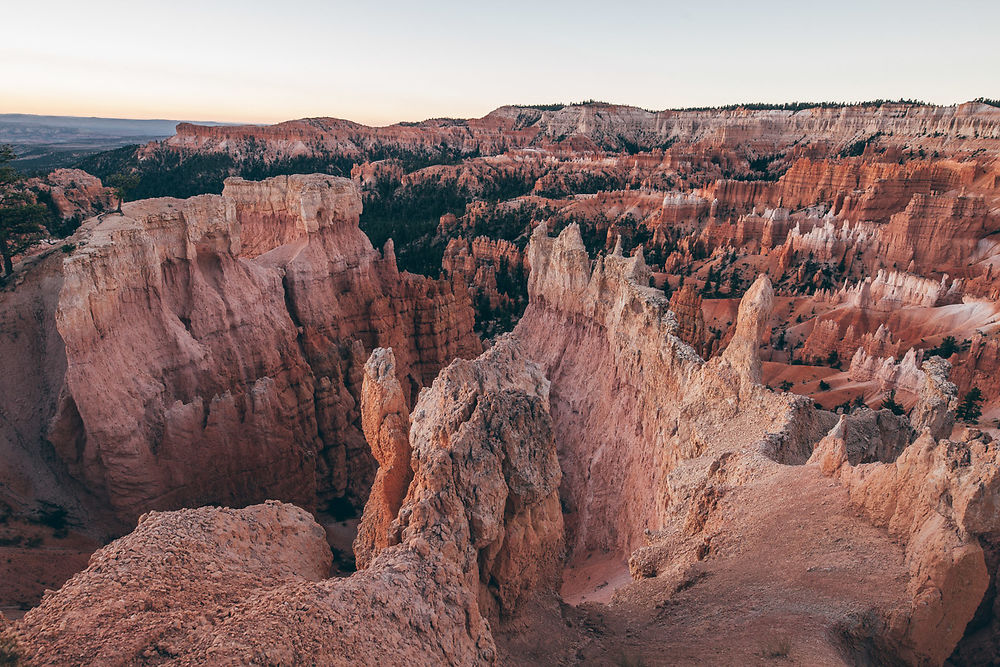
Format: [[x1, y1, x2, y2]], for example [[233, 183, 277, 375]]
[[156, 102, 1000, 163], [511, 222, 829, 556], [0, 174, 480, 527], [810, 422, 996, 665]]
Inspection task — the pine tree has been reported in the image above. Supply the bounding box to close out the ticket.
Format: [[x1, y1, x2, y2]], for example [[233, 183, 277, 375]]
[[0, 145, 49, 278], [106, 172, 140, 214], [956, 387, 984, 423], [881, 390, 905, 416]]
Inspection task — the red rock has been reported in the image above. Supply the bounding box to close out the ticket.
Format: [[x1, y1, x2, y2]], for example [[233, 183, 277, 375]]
[[15, 335, 561, 665], [0, 174, 480, 529], [668, 282, 709, 356], [26, 168, 114, 222]]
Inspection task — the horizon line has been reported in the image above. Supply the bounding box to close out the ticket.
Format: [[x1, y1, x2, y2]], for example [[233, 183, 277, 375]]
[[3, 96, 998, 128]]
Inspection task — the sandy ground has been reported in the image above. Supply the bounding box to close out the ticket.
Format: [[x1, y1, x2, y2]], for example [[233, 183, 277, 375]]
[[561, 552, 632, 606]]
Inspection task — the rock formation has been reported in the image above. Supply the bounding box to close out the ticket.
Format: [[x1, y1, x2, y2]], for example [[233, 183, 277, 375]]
[[9, 215, 1000, 665], [0, 174, 480, 532], [809, 422, 998, 665], [6, 100, 1000, 665], [15, 336, 562, 665], [352, 348, 410, 570], [27, 168, 114, 223], [668, 281, 709, 356], [507, 223, 997, 663], [152, 102, 1000, 165]]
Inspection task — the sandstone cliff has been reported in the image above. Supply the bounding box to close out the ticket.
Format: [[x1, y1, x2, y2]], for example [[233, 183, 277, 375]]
[[155, 102, 1000, 164], [0, 174, 480, 530]]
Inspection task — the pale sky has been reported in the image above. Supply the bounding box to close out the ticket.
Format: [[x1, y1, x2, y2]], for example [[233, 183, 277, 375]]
[[4, 0, 999, 126]]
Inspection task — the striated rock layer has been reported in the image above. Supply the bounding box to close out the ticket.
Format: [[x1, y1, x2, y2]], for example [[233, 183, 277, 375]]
[[156, 102, 1000, 162], [512, 222, 831, 557], [0, 174, 480, 529]]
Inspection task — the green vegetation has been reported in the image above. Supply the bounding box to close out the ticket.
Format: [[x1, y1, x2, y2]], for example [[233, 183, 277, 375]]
[[838, 132, 884, 158], [0, 145, 50, 278], [672, 99, 927, 112], [361, 170, 536, 276], [926, 335, 969, 359], [516, 103, 567, 111], [106, 172, 140, 214], [818, 380, 831, 391], [973, 97, 1000, 108], [956, 387, 984, 423], [76, 143, 358, 201], [881, 390, 906, 416], [533, 171, 626, 199]]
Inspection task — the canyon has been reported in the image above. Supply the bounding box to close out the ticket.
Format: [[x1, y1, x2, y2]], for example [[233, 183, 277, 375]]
[[2, 100, 1000, 664]]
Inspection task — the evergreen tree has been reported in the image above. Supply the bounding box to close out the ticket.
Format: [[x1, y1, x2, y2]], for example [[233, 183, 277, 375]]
[[106, 172, 141, 214], [881, 390, 905, 416], [956, 387, 984, 423], [0, 145, 49, 278]]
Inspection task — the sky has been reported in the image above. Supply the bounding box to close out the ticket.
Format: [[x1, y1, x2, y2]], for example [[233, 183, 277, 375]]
[[3, 0, 999, 126]]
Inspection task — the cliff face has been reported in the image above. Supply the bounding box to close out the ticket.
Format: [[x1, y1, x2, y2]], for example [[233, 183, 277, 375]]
[[668, 282, 709, 356], [154, 102, 1000, 162], [809, 419, 996, 665], [506, 224, 997, 663], [512, 223, 828, 556], [0, 174, 480, 528]]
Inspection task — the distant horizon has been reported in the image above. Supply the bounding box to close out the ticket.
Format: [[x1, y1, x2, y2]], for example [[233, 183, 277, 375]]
[[5, 0, 998, 126], [3, 97, 998, 129]]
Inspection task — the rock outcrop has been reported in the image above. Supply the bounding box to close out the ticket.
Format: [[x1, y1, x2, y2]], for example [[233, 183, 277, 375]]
[[15, 336, 562, 665], [911, 356, 959, 440], [509, 222, 997, 663], [27, 168, 114, 222], [668, 281, 709, 356], [512, 222, 829, 557], [0, 174, 480, 530], [809, 422, 997, 665], [352, 348, 411, 570]]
